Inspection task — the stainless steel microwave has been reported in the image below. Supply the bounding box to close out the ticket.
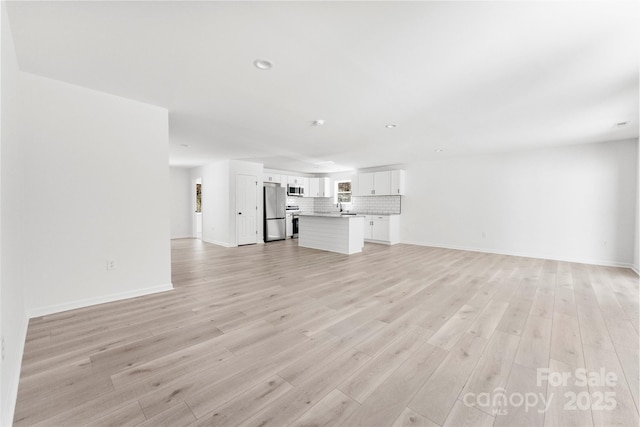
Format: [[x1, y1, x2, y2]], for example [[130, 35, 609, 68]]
[[287, 185, 304, 197]]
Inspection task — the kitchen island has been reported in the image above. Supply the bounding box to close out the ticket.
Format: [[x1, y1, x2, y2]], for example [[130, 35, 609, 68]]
[[298, 214, 364, 255]]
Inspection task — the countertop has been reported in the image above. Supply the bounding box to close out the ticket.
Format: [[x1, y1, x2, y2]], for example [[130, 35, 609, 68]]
[[298, 213, 365, 218], [358, 212, 401, 216], [301, 211, 400, 216]]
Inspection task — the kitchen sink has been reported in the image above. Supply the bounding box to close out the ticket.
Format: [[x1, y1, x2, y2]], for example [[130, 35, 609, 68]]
[[340, 212, 358, 216]]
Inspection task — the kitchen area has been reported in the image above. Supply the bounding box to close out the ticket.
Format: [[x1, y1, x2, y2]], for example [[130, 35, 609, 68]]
[[262, 169, 405, 255]]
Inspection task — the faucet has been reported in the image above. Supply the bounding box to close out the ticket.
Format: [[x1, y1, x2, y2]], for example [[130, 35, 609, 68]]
[[337, 201, 343, 212]]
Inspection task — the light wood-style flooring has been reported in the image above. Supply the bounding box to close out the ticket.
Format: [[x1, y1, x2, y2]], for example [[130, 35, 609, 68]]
[[14, 239, 640, 426]]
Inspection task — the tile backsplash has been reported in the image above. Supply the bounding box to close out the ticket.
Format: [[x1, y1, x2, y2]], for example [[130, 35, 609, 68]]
[[286, 197, 314, 213], [313, 197, 337, 213], [352, 196, 401, 214], [308, 195, 401, 215]]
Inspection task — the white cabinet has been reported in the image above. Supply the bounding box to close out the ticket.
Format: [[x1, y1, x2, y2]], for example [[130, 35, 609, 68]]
[[357, 171, 389, 195], [357, 173, 375, 196], [371, 216, 390, 242], [307, 177, 332, 197], [263, 173, 281, 184], [286, 212, 293, 237], [363, 217, 374, 238], [390, 170, 405, 195], [363, 215, 400, 244], [287, 176, 304, 185], [356, 169, 405, 196], [319, 177, 331, 197], [308, 178, 319, 198], [374, 171, 391, 195], [286, 175, 311, 197]]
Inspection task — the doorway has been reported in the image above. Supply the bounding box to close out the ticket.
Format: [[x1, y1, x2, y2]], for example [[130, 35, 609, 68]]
[[194, 177, 202, 239]]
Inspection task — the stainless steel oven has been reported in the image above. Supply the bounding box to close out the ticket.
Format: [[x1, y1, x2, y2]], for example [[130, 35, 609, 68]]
[[292, 214, 299, 238], [287, 205, 300, 238]]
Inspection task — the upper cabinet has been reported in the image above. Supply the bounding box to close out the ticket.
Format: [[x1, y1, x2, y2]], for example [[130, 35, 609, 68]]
[[357, 173, 375, 196], [320, 178, 331, 197], [374, 171, 391, 195], [307, 177, 331, 197], [267, 168, 402, 198], [263, 172, 332, 198], [356, 169, 405, 196], [308, 177, 319, 197], [287, 176, 304, 185], [263, 173, 282, 184], [390, 170, 405, 195]]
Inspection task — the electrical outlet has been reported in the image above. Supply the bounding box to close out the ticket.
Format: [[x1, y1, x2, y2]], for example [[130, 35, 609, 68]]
[[107, 259, 117, 271], [481, 232, 487, 238]]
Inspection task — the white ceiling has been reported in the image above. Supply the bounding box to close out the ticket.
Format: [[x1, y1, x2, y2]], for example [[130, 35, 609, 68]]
[[6, 1, 639, 173]]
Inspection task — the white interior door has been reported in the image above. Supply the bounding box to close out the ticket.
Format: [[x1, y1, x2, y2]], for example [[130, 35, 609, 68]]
[[236, 174, 258, 245]]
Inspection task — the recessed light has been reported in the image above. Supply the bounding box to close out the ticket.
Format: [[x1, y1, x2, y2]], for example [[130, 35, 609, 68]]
[[434, 148, 444, 153], [313, 119, 325, 126], [253, 59, 272, 70], [615, 121, 629, 127], [385, 124, 397, 129], [180, 144, 191, 148]]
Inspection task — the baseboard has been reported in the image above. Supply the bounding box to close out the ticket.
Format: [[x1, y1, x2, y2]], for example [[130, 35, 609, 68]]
[[401, 240, 634, 269], [1, 314, 28, 427], [26, 283, 174, 318], [171, 235, 195, 240], [202, 238, 235, 248], [365, 239, 395, 245]]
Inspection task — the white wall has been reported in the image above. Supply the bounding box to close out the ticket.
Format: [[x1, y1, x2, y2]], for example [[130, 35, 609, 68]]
[[201, 161, 230, 246], [18, 71, 173, 315], [1, 4, 28, 424], [170, 167, 193, 239], [1, 33, 173, 418], [635, 142, 639, 273], [402, 139, 638, 267], [200, 160, 263, 247]]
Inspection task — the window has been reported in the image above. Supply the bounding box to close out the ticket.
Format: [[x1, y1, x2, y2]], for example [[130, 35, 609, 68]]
[[335, 180, 352, 204]]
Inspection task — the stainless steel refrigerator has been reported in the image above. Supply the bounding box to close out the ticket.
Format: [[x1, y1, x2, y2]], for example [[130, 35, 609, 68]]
[[264, 186, 286, 242]]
